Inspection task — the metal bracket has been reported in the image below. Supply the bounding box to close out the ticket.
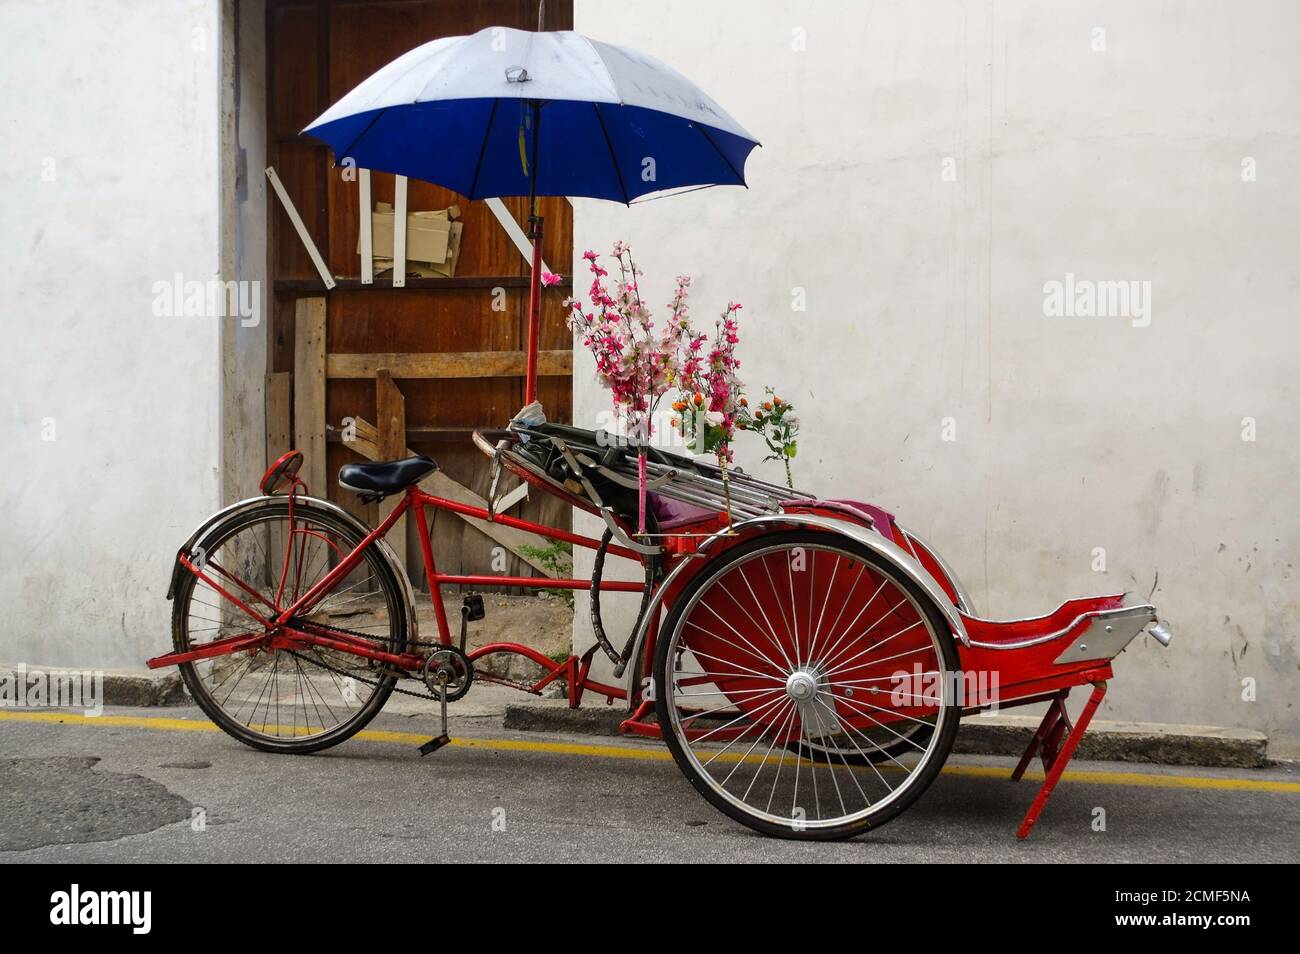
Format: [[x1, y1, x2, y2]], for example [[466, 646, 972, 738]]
[[1051, 604, 1157, 665]]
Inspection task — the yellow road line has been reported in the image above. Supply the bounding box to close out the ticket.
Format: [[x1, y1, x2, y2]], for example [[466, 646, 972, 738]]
[[1, 708, 1296, 794]]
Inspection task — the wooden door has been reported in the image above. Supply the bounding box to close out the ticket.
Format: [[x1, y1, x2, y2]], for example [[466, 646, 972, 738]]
[[266, 0, 574, 586]]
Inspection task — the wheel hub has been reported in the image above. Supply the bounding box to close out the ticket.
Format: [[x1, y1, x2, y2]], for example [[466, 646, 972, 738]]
[[785, 667, 839, 740], [785, 670, 818, 702]]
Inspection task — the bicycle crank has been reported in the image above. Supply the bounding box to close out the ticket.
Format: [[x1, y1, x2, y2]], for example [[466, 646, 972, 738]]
[[418, 646, 473, 756]]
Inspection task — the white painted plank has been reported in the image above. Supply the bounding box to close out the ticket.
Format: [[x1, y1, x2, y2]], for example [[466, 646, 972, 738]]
[[392, 174, 407, 288], [495, 481, 529, 513], [485, 197, 551, 275], [359, 168, 373, 285], [265, 166, 336, 290]]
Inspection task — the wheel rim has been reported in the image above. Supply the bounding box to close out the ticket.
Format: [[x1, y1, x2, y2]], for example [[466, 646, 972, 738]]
[[176, 507, 401, 743], [663, 541, 954, 831]]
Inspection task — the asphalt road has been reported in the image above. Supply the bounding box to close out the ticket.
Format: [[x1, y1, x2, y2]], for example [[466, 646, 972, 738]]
[[1, 703, 1297, 863]]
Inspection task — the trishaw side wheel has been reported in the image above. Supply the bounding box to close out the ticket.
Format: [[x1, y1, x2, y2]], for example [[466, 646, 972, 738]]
[[653, 530, 960, 840], [172, 499, 409, 754]]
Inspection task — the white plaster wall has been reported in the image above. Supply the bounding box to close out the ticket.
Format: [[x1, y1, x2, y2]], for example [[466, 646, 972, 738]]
[[221, 0, 268, 504], [0, 0, 224, 668], [573, 0, 1300, 749]]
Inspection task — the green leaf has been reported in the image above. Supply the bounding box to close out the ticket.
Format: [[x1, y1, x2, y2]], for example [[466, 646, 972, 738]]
[[785, 442, 797, 459]]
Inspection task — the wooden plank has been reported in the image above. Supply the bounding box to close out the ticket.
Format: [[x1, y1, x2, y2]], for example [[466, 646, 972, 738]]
[[374, 369, 408, 573], [343, 415, 566, 578], [375, 371, 406, 460], [327, 350, 573, 379], [265, 371, 291, 588], [293, 297, 327, 497], [265, 371, 291, 463]]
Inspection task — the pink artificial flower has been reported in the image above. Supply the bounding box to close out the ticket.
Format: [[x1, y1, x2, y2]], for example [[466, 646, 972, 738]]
[[541, 271, 561, 287]]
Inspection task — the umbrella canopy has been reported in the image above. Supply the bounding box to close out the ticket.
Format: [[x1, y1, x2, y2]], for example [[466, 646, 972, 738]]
[[303, 26, 759, 203]]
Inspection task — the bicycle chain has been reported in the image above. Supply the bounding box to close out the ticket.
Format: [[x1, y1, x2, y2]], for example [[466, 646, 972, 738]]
[[283, 619, 456, 702]]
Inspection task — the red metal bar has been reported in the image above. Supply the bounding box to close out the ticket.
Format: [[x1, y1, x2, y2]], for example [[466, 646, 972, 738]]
[[206, 559, 280, 614], [468, 641, 565, 670], [620, 699, 656, 735], [1011, 689, 1069, 782], [1016, 678, 1108, 839], [411, 497, 453, 644], [146, 631, 267, 669], [178, 554, 274, 629], [276, 624, 425, 671], [434, 573, 644, 592], [411, 488, 640, 560], [580, 679, 626, 700]]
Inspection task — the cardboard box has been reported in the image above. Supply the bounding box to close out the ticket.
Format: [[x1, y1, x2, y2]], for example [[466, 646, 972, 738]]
[[361, 203, 462, 278]]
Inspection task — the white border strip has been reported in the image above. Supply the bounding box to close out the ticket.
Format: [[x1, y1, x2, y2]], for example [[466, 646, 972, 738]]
[[392, 175, 408, 288], [359, 168, 373, 285], [264, 166, 336, 290]]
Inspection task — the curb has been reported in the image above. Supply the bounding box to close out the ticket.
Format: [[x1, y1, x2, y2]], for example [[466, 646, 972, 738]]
[[501, 704, 1270, 769], [952, 714, 1268, 769], [0, 663, 186, 709]]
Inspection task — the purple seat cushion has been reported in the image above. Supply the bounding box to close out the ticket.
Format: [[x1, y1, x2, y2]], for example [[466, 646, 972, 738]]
[[648, 493, 716, 530], [645, 493, 899, 540]]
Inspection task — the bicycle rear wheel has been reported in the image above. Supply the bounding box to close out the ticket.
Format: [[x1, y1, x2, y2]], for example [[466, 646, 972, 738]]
[[171, 498, 409, 754]]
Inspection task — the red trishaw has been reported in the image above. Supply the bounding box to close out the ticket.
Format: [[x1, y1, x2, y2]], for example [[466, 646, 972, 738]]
[[147, 24, 1172, 841]]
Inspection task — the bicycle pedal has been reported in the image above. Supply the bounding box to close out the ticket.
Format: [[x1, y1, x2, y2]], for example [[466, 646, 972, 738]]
[[418, 733, 451, 756]]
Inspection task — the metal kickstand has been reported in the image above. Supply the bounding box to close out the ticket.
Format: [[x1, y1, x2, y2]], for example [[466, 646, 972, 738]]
[[418, 670, 451, 756]]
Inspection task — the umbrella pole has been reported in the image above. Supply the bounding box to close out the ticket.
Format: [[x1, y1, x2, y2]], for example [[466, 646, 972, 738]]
[[524, 101, 543, 406]]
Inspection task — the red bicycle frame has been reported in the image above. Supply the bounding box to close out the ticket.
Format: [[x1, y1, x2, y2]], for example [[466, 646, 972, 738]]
[[149, 480, 669, 708]]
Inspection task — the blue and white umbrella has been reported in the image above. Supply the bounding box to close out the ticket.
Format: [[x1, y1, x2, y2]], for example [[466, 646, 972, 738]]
[[304, 26, 759, 203]]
